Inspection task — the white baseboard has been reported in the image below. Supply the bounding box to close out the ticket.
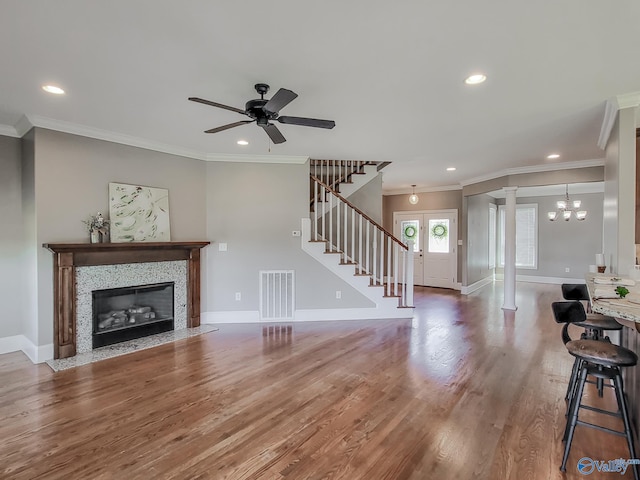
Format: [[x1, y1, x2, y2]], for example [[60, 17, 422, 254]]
[[0, 335, 53, 364], [201, 306, 414, 324], [494, 274, 585, 284], [461, 276, 494, 295]]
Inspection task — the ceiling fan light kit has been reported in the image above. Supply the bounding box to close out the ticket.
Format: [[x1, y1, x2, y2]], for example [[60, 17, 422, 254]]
[[189, 83, 335, 144]]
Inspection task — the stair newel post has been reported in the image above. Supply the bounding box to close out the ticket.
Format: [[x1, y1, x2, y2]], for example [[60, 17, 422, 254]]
[[406, 240, 415, 307], [336, 194, 341, 256], [387, 234, 392, 297], [381, 230, 386, 293], [321, 184, 326, 243], [359, 214, 363, 274], [378, 228, 384, 287]]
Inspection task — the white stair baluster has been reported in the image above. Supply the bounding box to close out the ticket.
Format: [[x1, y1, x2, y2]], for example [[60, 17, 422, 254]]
[[328, 187, 333, 252], [336, 193, 341, 256]]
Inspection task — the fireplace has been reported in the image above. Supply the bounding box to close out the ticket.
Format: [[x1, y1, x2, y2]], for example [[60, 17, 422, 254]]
[[43, 241, 210, 359], [92, 282, 175, 348]]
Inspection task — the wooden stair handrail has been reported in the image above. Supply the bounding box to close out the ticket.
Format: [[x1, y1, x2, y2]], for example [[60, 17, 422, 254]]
[[311, 175, 407, 250]]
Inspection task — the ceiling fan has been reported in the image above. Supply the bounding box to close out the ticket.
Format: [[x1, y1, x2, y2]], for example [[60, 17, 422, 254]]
[[188, 83, 335, 144]]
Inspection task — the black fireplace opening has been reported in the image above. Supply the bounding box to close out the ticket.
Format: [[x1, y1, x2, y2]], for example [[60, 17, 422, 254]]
[[92, 282, 174, 349]]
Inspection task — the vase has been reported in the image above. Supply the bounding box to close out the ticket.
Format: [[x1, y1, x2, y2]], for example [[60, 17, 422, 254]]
[[90, 230, 100, 244]]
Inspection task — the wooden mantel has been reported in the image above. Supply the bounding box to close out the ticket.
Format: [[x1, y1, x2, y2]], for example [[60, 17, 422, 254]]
[[43, 241, 210, 359]]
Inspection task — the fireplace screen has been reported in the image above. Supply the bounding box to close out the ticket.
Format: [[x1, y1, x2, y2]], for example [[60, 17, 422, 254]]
[[92, 282, 174, 348]]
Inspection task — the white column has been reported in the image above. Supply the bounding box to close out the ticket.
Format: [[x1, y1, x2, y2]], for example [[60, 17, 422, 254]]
[[502, 186, 518, 311]]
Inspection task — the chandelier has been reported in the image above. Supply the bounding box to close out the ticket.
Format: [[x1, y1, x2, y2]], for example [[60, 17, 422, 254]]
[[547, 184, 587, 221]]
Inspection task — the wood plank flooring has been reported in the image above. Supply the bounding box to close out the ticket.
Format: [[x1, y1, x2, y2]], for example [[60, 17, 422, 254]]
[[1, 282, 637, 479]]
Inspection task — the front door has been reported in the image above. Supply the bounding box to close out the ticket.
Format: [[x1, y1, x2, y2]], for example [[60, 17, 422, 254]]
[[394, 210, 457, 289]]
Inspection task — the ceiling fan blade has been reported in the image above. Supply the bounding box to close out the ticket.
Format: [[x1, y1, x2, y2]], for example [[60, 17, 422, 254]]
[[205, 120, 253, 134], [188, 97, 246, 115], [261, 123, 286, 144], [263, 88, 298, 113], [276, 116, 336, 129]]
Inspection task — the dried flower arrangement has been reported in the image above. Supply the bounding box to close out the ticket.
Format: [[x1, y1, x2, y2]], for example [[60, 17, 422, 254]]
[[83, 212, 110, 234]]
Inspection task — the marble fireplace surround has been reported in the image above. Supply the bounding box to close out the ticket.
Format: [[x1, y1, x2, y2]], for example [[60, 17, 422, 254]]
[[43, 241, 209, 359]]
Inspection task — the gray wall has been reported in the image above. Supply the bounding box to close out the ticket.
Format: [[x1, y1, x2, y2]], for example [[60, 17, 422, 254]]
[[349, 173, 383, 223], [30, 128, 208, 345], [205, 161, 372, 312], [533, 193, 604, 278], [2, 128, 377, 351], [495, 192, 604, 278], [0, 136, 24, 338], [466, 194, 495, 285]]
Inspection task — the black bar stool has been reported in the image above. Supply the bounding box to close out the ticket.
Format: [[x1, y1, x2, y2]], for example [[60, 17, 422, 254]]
[[561, 339, 638, 479], [561, 283, 622, 340], [552, 301, 614, 403]]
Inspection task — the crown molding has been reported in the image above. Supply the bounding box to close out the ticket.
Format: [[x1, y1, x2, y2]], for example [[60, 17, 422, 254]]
[[598, 91, 640, 149], [25, 115, 209, 160], [383, 184, 461, 196], [0, 124, 19, 137], [459, 158, 604, 187], [616, 91, 640, 110], [9, 115, 309, 165]]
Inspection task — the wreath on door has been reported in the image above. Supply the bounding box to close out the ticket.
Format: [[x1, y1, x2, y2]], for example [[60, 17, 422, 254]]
[[430, 223, 448, 240], [403, 224, 418, 240]]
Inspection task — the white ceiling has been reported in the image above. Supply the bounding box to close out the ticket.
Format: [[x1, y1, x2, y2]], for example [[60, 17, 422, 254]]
[[1, 1, 639, 192]]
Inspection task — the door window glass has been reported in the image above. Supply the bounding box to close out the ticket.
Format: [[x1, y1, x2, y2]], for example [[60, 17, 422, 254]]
[[428, 219, 449, 253], [401, 220, 420, 252]]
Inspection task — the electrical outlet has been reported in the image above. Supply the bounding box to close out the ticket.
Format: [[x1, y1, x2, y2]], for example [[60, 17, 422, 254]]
[[336, 290, 341, 299], [565, 267, 570, 273], [292, 230, 301, 237], [235, 292, 241, 301], [219, 243, 227, 252]]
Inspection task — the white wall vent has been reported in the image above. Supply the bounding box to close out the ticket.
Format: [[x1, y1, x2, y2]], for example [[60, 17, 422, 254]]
[[259, 270, 295, 320]]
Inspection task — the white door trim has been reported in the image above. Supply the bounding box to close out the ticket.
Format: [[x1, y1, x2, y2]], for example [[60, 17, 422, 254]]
[[393, 209, 458, 287]]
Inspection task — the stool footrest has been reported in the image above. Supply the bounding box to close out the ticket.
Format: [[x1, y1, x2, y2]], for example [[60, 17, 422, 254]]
[[576, 419, 626, 437], [579, 404, 621, 418]]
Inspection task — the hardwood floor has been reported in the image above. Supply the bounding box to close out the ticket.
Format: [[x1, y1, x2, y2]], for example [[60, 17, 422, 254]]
[[1, 282, 637, 479]]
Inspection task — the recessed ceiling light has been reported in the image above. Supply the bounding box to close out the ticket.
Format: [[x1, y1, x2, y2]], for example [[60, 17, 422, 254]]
[[446, 167, 456, 171], [237, 140, 249, 146], [547, 153, 560, 159], [42, 85, 65, 95], [464, 74, 486, 85]]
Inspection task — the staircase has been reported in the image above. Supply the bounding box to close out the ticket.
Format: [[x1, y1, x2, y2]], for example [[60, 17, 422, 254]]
[[302, 160, 414, 318]]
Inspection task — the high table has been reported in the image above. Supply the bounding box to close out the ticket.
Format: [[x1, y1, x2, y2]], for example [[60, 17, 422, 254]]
[[585, 273, 640, 444]]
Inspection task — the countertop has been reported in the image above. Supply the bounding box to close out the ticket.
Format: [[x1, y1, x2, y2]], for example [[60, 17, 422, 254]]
[[585, 273, 640, 330]]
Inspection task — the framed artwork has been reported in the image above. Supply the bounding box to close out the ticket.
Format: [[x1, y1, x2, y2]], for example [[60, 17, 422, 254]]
[[109, 183, 171, 242]]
